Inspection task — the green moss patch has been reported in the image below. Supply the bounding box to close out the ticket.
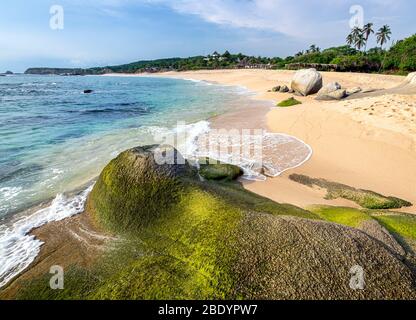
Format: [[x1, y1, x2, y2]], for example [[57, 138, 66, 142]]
[[290, 174, 412, 210], [373, 213, 416, 241], [277, 97, 302, 107], [310, 206, 371, 228], [198, 158, 243, 181]]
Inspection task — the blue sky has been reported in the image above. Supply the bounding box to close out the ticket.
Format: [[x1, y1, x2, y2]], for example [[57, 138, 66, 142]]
[[0, 0, 414, 72]]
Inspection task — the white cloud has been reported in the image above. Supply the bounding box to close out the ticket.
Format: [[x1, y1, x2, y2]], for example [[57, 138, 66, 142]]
[[147, 0, 307, 37], [142, 0, 402, 41]]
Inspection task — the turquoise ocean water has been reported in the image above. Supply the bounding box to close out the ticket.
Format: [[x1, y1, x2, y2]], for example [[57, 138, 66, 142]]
[[0, 75, 256, 218], [0, 74, 266, 287], [0, 74, 312, 288]]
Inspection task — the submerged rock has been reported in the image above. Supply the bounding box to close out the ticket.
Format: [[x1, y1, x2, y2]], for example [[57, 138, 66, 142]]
[[291, 68, 323, 96]]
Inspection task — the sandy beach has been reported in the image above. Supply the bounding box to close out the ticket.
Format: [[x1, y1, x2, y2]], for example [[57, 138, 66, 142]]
[[148, 69, 416, 213]]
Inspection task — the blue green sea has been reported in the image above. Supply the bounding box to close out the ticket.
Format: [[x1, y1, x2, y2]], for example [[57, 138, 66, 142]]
[[0, 74, 266, 287], [0, 75, 259, 218]]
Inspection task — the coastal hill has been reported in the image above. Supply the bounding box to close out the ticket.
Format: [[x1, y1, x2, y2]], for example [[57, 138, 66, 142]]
[[24, 34, 416, 76]]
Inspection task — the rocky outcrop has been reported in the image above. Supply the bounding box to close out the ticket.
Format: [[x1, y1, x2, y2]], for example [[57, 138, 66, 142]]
[[83, 146, 416, 299], [316, 82, 347, 100], [10, 145, 416, 300], [87, 145, 197, 233], [318, 82, 341, 96], [316, 90, 347, 101], [290, 68, 323, 96]]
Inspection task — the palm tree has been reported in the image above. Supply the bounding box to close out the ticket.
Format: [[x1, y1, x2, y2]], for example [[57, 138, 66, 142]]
[[346, 33, 355, 47], [355, 33, 367, 52], [362, 23, 374, 52], [295, 51, 304, 58], [347, 27, 363, 50], [377, 25, 392, 71], [376, 25, 392, 49], [309, 44, 317, 53]]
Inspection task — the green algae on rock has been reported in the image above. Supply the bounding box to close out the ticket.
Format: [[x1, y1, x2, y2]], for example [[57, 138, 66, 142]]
[[9, 145, 416, 300], [198, 157, 243, 181], [290, 174, 412, 210]]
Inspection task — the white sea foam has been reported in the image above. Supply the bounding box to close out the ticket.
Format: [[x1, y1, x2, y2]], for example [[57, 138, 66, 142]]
[[170, 121, 313, 181], [0, 185, 93, 288], [0, 187, 22, 202], [0, 120, 312, 288]]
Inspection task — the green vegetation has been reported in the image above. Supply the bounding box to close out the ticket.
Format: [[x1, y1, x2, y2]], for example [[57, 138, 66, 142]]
[[25, 31, 416, 75], [373, 213, 416, 241], [277, 97, 302, 107], [310, 206, 371, 228], [290, 174, 412, 210], [383, 34, 416, 72]]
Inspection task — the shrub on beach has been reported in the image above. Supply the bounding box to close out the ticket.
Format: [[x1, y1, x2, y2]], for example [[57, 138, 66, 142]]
[[277, 97, 302, 107], [383, 34, 416, 72]]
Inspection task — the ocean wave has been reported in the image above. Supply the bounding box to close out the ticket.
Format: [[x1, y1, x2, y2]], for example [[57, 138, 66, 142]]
[[0, 185, 93, 288], [146, 120, 312, 182]]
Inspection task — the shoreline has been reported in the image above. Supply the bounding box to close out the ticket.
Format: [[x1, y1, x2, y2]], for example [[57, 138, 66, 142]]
[[2, 69, 415, 296], [147, 69, 416, 213]]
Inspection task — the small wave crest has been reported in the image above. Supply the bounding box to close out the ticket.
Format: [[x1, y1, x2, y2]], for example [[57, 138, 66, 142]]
[[0, 185, 93, 288], [144, 121, 312, 181]]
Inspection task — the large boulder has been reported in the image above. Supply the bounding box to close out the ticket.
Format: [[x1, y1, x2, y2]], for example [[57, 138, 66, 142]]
[[291, 69, 323, 96], [80, 145, 416, 300], [86, 145, 196, 233]]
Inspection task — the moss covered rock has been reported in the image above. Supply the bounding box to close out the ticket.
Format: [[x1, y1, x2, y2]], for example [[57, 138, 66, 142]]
[[87, 145, 197, 234], [13, 145, 416, 300], [290, 174, 412, 210], [277, 97, 302, 107], [198, 158, 243, 181]]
